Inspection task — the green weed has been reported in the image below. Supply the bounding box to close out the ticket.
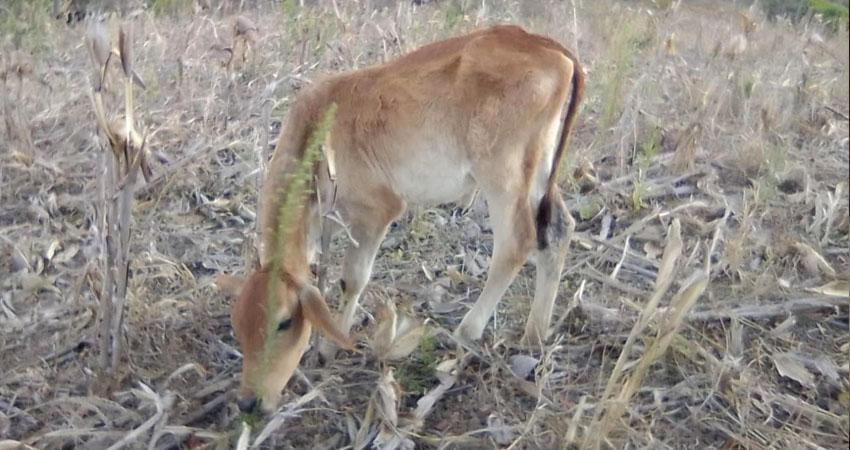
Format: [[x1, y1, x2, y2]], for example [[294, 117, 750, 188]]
[[631, 178, 650, 212], [577, 194, 603, 221], [0, 0, 52, 54], [393, 327, 439, 394], [751, 143, 786, 204], [281, 0, 299, 21], [761, 0, 848, 30], [237, 410, 264, 429], [810, 0, 849, 30], [631, 125, 660, 212], [442, 0, 465, 30], [637, 125, 661, 169], [147, 0, 196, 17], [598, 15, 654, 133], [254, 102, 338, 396]]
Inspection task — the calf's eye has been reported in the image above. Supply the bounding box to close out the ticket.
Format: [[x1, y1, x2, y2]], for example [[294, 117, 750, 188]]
[[277, 318, 292, 331]]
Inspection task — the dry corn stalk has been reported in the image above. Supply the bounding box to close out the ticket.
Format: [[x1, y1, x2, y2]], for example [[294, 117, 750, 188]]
[[223, 15, 260, 70], [589, 269, 708, 448], [582, 219, 709, 449], [739, 11, 757, 35], [1, 51, 47, 155], [86, 20, 155, 373]]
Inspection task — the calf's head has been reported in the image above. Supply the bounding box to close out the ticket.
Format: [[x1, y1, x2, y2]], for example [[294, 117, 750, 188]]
[[217, 269, 352, 415]]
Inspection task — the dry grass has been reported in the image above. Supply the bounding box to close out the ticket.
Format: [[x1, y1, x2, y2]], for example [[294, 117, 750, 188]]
[[1, 0, 848, 449]]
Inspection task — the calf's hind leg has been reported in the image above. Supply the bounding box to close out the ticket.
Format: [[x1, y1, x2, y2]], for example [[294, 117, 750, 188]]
[[454, 187, 536, 343], [524, 186, 574, 346]]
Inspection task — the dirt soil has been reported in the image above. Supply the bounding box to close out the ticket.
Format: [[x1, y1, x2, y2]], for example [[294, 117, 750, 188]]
[[1, 0, 848, 449]]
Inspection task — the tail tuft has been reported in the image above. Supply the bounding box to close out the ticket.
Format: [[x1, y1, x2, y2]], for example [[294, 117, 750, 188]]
[[535, 191, 568, 251], [535, 41, 584, 251]]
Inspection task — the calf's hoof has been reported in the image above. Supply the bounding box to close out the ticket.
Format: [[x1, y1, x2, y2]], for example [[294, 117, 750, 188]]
[[453, 316, 485, 347]]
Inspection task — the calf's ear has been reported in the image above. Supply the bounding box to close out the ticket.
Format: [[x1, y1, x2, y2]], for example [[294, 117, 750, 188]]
[[297, 284, 355, 351], [216, 273, 245, 299]]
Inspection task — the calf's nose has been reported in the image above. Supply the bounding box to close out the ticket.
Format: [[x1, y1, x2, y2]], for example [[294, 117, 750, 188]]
[[237, 396, 259, 413]]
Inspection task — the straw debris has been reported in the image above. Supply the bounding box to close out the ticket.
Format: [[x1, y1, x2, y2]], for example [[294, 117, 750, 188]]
[[1, 1, 847, 449]]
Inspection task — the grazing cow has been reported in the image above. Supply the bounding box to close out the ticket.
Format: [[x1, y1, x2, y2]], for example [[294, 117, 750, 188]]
[[216, 24, 584, 414]]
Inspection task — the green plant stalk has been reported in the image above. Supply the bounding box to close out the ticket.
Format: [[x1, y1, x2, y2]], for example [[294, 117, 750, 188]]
[[599, 18, 637, 133], [395, 327, 438, 393], [253, 102, 338, 396], [638, 125, 660, 169], [810, 0, 849, 23], [630, 124, 661, 211], [632, 173, 645, 212], [1, 0, 51, 54]]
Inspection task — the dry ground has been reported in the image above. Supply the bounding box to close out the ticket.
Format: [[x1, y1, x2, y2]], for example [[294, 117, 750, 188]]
[[1, 0, 848, 449]]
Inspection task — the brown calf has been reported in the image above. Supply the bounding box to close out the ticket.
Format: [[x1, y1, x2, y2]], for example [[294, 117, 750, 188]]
[[217, 24, 585, 414]]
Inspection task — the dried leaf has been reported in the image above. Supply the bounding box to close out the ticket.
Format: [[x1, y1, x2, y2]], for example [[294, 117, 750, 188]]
[[774, 352, 816, 388], [203, 196, 232, 210], [666, 272, 708, 325], [52, 244, 80, 264], [165, 362, 207, 387], [576, 299, 622, 329], [812, 356, 841, 384], [86, 21, 112, 67], [508, 354, 539, 379], [131, 69, 146, 90], [664, 32, 677, 55], [769, 315, 796, 337], [108, 116, 143, 150], [434, 358, 458, 384], [412, 358, 458, 423], [44, 240, 61, 262], [643, 241, 663, 260], [12, 150, 32, 165], [446, 265, 474, 284], [383, 323, 425, 361], [427, 284, 464, 313], [805, 280, 849, 297], [85, 21, 113, 91], [839, 391, 850, 408], [0, 441, 38, 450], [29, 204, 50, 223], [10, 244, 30, 272], [119, 22, 134, 78], [235, 15, 258, 36], [654, 218, 682, 293], [421, 263, 433, 281], [792, 242, 836, 279], [486, 414, 516, 446], [373, 432, 414, 450], [598, 212, 613, 240], [21, 274, 60, 294], [371, 299, 397, 359], [376, 368, 400, 426], [152, 149, 169, 164], [726, 317, 743, 363], [352, 400, 376, 450], [235, 422, 250, 450], [462, 252, 485, 277], [253, 386, 327, 447], [565, 396, 588, 445], [373, 300, 425, 361]]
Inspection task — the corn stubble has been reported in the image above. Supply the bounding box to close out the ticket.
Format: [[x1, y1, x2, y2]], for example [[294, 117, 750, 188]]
[[2, 1, 846, 448], [85, 20, 161, 374]]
